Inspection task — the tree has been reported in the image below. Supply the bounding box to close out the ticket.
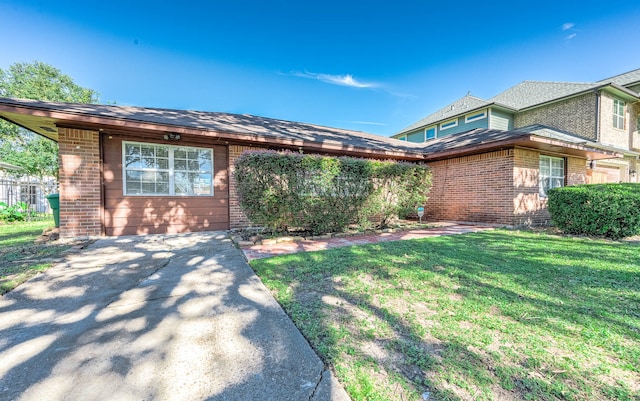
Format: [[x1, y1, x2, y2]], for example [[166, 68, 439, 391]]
[[0, 61, 100, 182]]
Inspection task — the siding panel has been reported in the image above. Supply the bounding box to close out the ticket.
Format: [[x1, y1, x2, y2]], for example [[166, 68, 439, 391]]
[[102, 134, 229, 236], [489, 109, 514, 131]]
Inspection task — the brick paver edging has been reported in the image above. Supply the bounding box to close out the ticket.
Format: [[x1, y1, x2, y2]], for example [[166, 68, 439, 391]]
[[238, 223, 494, 261]]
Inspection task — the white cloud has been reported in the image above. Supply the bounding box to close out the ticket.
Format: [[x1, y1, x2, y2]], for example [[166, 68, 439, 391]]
[[290, 70, 378, 88], [565, 33, 577, 40], [343, 120, 388, 126], [561, 22, 575, 31]]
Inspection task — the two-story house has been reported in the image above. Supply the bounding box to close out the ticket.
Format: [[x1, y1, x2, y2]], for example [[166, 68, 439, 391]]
[[394, 69, 640, 184]]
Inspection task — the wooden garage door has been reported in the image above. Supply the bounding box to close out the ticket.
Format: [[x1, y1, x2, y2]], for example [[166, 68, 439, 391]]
[[102, 134, 229, 236], [589, 165, 621, 184]]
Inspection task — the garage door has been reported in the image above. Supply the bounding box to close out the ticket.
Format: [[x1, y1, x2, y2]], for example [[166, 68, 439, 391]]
[[102, 134, 229, 236]]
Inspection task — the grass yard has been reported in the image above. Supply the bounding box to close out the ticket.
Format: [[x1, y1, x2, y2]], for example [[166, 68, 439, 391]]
[[251, 230, 640, 401], [0, 218, 70, 294]]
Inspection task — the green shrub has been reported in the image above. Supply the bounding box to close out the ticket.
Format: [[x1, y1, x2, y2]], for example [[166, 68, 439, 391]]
[[548, 183, 640, 239], [0, 201, 31, 223], [233, 151, 431, 234]]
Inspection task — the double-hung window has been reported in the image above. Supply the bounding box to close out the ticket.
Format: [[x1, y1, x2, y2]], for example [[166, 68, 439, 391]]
[[613, 98, 626, 130], [539, 155, 564, 197], [123, 141, 213, 196]]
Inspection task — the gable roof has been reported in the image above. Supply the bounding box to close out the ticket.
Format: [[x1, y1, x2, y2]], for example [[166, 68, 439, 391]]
[[598, 67, 640, 87], [0, 97, 427, 160], [396, 94, 506, 136]]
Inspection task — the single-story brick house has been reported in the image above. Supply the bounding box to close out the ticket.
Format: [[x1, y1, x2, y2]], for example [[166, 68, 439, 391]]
[[0, 97, 619, 237]]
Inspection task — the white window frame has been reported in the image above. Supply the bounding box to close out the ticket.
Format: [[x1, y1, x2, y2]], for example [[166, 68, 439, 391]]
[[613, 98, 625, 130], [425, 126, 437, 140], [122, 141, 214, 197], [465, 110, 487, 123], [539, 155, 565, 197], [440, 119, 458, 131]]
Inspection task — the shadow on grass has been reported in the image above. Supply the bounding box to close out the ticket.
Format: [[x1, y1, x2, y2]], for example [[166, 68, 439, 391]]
[[252, 230, 640, 400]]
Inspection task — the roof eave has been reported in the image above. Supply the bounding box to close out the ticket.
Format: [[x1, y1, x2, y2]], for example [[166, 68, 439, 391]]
[[0, 101, 427, 161], [517, 83, 640, 113], [423, 135, 621, 162]]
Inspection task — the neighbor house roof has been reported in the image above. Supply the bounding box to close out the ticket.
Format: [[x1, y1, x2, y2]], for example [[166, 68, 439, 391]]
[[598, 67, 640, 88], [0, 161, 21, 171], [420, 127, 621, 162], [0, 97, 428, 160]]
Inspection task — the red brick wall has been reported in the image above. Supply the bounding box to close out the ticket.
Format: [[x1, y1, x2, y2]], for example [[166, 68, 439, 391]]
[[512, 148, 587, 226], [425, 149, 515, 225], [58, 127, 102, 237], [513, 148, 546, 225], [228, 144, 266, 228]]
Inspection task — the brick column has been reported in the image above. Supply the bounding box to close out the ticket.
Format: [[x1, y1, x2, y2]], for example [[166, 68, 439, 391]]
[[58, 127, 102, 237], [228, 144, 265, 228]]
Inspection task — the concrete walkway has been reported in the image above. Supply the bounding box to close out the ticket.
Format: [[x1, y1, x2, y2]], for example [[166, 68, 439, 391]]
[[0, 232, 349, 401], [242, 222, 495, 260]]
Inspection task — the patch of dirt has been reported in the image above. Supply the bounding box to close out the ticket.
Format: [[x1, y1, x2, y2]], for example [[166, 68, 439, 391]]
[[1, 227, 95, 292]]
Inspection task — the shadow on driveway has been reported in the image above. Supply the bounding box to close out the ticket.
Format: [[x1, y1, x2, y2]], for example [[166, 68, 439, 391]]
[[0, 232, 349, 401]]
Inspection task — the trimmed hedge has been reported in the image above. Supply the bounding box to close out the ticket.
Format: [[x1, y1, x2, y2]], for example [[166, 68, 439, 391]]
[[233, 151, 431, 234], [548, 183, 640, 239]]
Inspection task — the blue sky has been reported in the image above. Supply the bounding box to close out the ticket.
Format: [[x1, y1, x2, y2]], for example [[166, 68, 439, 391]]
[[1, 1, 640, 136]]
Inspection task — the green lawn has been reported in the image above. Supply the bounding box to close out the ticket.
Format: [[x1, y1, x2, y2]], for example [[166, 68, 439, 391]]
[[0, 218, 54, 247], [251, 230, 640, 401], [0, 218, 69, 294]]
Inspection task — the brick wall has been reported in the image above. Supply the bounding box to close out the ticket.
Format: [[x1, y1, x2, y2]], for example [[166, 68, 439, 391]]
[[632, 101, 640, 152], [228, 144, 266, 228], [513, 148, 544, 225], [425, 149, 515, 225], [514, 93, 598, 141], [599, 91, 631, 150], [426, 147, 588, 227], [58, 127, 102, 237], [512, 149, 586, 226]]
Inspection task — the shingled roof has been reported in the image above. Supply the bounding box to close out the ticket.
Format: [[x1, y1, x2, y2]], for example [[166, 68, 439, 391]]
[[487, 81, 602, 110], [420, 127, 621, 161], [0, 97, 427, 160], [0, 97, 620, 164], [396, 68, 640, 137], [396, 94, 503, 136], [598, 67, 640, 87]]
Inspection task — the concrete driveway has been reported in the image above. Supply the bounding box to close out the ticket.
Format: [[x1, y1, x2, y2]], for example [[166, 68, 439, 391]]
[[0, 232, 349, 401]]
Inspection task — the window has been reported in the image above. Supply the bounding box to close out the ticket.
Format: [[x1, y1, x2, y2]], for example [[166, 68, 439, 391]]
[[465, 110, 487, 123], [425, 126, 436, 140], [398, 135, 407, 141], [613, 98, 625, 129], [539, 155, 564, 197], [440, 119, 458, 130], [123, 142, 213, 196]]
